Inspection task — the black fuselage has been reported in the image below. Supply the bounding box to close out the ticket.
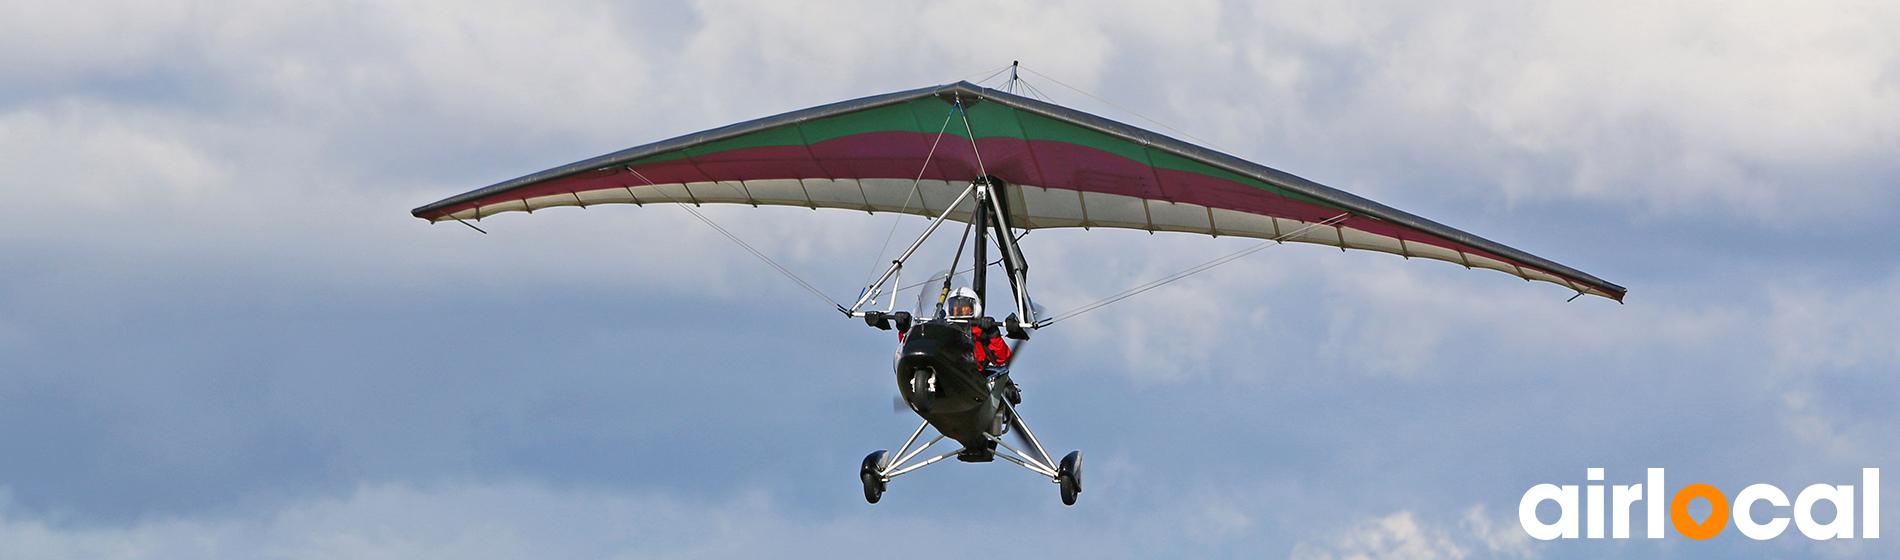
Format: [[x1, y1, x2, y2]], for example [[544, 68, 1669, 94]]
[[896, 319, 1003, 457]]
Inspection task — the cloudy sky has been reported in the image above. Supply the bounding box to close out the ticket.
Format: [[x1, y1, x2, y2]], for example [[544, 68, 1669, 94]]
[[3, 0, 1897, 558]]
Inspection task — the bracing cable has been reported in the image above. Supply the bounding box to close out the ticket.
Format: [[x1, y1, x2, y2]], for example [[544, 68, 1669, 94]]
[[674, 202, 844, 311], [962, 65, 1014, 85], [622, 168, 844, 312], [1016, 66, 1233, 155], [1038, 213, 1352, 326], [860, 106, 961, 290]]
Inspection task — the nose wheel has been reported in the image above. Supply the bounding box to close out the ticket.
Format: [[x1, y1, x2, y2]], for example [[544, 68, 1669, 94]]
[[909, 368, 935, 413], [860, 450, 888, 503], [1057, 450, 1083, 506]]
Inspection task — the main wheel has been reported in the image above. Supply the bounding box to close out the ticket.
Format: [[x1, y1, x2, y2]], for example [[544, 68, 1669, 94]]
[[1058, 450, 1083, 506], [861, 450, 889, 504], [910, 368, 935, 414]]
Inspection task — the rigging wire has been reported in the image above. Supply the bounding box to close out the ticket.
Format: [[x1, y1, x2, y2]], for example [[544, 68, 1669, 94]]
[[954, 101, 993, 181], [1038, 213, 1352, 327], [933, 219, 977, 313], [949, 98, 1006, 311], [1003, 62, 1061, 103], [1017, 79, 1057, 103], [859, 106, 961, 290], [961, 65, 1014, 85], [894, 258, 1003, 292], [674, 202, 844, 311], [1015, 66, 1233, 155], [887, 214, 1013, 296], [622, 168, 843, 312], [969, 62, 1051, 103]]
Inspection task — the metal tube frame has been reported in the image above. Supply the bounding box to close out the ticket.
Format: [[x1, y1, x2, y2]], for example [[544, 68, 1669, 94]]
[[892, 435, 944, 471], [870, 409, 1064, 483], [858, 178, 1065, 491], [998, 399, 1057, 469], [988, 434, 1058, 479], [991, 446, 1058, 479], [872, 417, 1062, 477], [846, 182, 980, 315], [846, 178, 1041, 331], [883, 450, 961, 479], [888, 420, 929, 465], [873, 420, 954, 481], [885, 264, 901, 313], [980, 178, 1037, 325], [989, 423, 1047, 471], [869, 408, 1067, 494]]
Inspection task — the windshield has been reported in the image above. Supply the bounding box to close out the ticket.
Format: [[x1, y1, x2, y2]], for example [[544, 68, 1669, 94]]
[[915, 270, 972, 319]]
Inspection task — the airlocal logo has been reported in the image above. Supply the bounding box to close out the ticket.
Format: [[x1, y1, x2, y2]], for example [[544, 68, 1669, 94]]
[[1519, 468, 1879, 540]]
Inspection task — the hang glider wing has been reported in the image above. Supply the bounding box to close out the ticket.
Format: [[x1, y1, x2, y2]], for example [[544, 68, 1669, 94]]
[[412, 82, 1625, 302]]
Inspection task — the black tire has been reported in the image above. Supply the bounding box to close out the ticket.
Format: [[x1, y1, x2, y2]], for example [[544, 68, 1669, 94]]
[[910, 369, 934, 414], [1058, 450, 1083, 506], [861, 450, 888, 504]]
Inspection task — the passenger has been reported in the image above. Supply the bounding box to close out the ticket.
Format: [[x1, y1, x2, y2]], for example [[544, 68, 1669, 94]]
[[946, 288, 1011, 367]]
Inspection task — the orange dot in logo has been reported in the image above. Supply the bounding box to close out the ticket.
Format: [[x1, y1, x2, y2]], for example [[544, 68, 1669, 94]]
[[1671, 484, 1730, 540]]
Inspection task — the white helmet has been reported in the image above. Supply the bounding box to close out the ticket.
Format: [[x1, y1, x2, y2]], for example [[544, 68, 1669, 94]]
[[946, 287, 982, 318]]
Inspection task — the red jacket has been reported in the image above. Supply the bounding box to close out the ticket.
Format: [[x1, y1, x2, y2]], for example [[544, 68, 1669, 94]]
[[895, 324, 1011, 366], [973, 326, 1011, 366]]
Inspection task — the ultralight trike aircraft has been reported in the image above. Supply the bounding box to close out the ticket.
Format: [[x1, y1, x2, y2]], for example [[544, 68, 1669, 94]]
[[411, 69, 1625, 506]]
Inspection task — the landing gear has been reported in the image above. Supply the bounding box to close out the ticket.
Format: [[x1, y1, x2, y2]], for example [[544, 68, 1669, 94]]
[[860, 414, 1081, 505], [867, 375, 1078, 506], [859, 421, 955, 504], [861, 450, 888, 503], [1057, 450, 1083, 506]]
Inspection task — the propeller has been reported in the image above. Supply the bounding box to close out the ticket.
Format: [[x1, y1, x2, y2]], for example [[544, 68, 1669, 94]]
[[1004, 338, 1028, 367], [996, 338, 1051, 465]]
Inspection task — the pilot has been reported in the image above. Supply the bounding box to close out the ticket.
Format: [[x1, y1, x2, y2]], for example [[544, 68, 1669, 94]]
[[946, 288, 1011, 368]]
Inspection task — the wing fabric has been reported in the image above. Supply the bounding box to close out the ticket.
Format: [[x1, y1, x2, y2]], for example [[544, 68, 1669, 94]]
[[412, 82, 1625, 302]]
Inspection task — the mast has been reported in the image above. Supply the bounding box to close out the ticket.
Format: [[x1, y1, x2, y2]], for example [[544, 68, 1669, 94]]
[[985, 177, 1030, 322], [972, 182, 989, 311]]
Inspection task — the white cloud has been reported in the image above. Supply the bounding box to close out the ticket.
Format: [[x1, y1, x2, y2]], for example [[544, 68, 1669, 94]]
[[1460, 505, 1532, 559], [1291, 507, 1533, 560], [0, 480, 1168, 560], [1758, 269, 1900, 463], [1307, 254, 1741, 376], [1193, 0, 1900, 222], [0, 103, 232, 225], [1766, 271, 1900, 374], [1292, 510, 1471, 560], [345, 0, 665, 137], [0, 0, 195, 79], [0, 482, 768, 560]]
